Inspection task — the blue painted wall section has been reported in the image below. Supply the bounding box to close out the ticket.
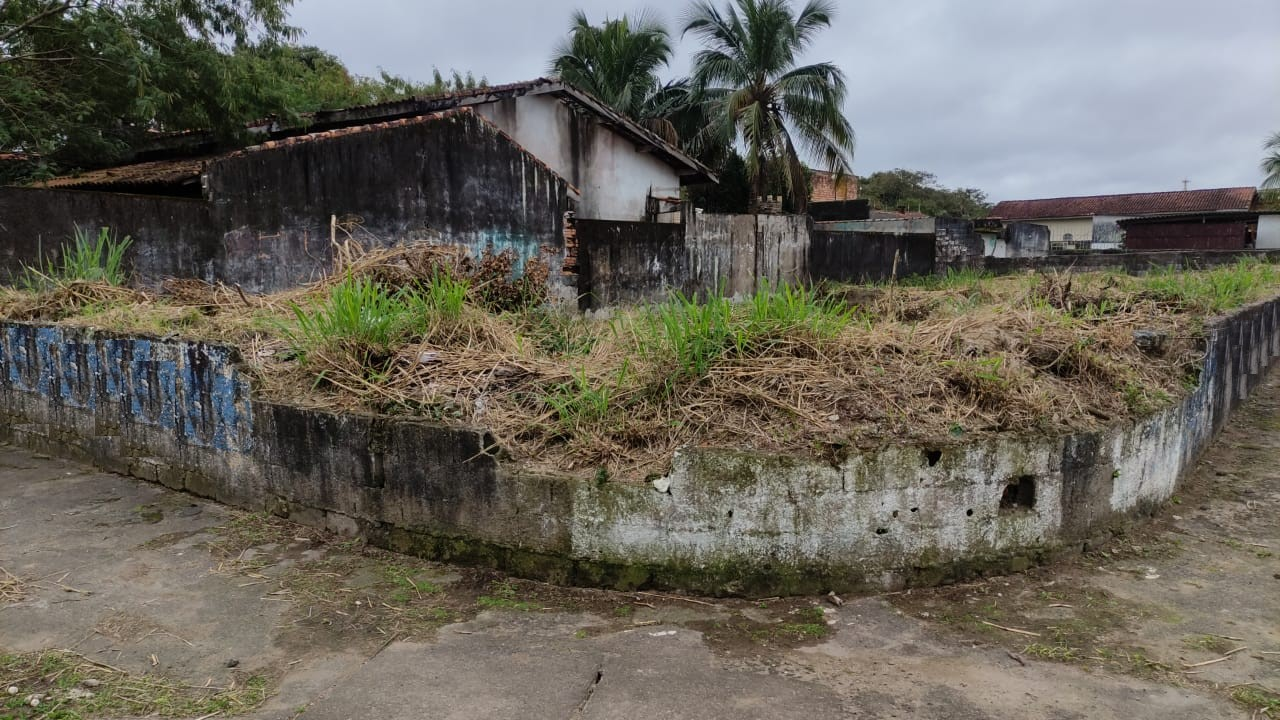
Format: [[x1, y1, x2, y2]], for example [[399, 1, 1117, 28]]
[[0, 324, 252, 451]]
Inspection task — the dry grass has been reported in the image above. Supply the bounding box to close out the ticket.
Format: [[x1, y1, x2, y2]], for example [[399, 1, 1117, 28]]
[[0, 649, 270, 718], [0, 567, 27, 605], [2, 242, 1275, 479]]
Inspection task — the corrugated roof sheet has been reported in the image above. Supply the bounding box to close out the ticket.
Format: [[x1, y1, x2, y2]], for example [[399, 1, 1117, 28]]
[[36, 156, 213, 189], [989, 187, 1256, 219]]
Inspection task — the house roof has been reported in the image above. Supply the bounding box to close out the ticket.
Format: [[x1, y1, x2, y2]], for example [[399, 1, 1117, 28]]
[[1116, 210, 1260, 226], [37, 110, 579, 196], [27, 78, 714, 192], [989, 187, 1257, 220], [285, 77, 715, 185], [35, 155, 213, 190]]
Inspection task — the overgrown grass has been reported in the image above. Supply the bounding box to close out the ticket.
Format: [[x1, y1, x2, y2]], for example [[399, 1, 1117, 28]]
[[900, 266, 991, 291], [544, 367, 624, 431], [286, 271, 471, 369], [635, 284, 853, 383], [21, 226, 132, 289], [1139, 258, 1280, 314], [10, 239, 1280, 478]]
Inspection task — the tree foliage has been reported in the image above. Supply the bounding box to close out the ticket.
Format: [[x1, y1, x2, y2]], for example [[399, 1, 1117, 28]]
[[0, 0, 299, 171], [1263, 131, 1280, 189], [0, 0, 483, 180], [682, 0, 854, 211], [548, 10, 687, 144], [858, 169, 992, 219]]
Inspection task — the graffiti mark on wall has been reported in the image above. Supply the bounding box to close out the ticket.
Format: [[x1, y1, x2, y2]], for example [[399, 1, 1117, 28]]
[[0, 324, 253, 451]]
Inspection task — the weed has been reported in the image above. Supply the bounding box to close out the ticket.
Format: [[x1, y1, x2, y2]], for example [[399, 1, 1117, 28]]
[[1023, 642, 1079, 661], [1231, 685, 1280, 714], [404, 270, 469, 321], [543, 368, 621, 430], [287, 275, 410, 367], [476, 581, 534, 611], [22, 226, 133, 289], [1181, 634, 1232, 654], [636, 284, 852, 384], [1140, 259, 1279, 314], [0, 650, 268, 718]]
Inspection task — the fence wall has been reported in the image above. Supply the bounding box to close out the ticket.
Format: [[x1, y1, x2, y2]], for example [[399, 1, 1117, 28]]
[[0, 111, 571, 294]]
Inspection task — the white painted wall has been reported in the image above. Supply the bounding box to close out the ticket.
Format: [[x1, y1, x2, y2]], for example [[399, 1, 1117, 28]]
[[477, 96, 682, 221], [1258, 215, 1280, 249], [1091, 215, 1130, 251], [1036, 218, 1093, 247]]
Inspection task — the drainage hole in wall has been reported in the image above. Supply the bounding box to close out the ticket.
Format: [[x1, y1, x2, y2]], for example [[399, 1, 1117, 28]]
[[965, 508, 974, 517], [875, 527, 889, 535], [1000, 475, 1037, 512], [891, 510, 899, 518], [923, 449, 943, 467], [910, 507, 919, 513], [726, 509, 734, 519]]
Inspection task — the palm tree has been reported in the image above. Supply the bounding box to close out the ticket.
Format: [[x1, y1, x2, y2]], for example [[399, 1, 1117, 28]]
[[1263, 132, 1280, 189], [549, 10, 685, 143], [683, 0, 855, 211]]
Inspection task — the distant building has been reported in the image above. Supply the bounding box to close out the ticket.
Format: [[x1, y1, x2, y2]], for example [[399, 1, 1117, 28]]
[[988, 187, 1257, 252], [809, 169, 857, 202]]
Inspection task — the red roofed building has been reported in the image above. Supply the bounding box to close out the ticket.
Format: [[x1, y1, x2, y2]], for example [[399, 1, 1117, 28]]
[[988, 187, 1257, 251]]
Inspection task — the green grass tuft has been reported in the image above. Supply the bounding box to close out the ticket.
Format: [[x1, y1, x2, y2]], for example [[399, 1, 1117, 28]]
[[1139, 259, 1280, 314], [22, 226, 132, 289]]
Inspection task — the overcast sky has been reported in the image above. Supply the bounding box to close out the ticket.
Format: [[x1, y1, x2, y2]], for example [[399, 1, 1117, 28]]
[[288, 0, 1280, 202]]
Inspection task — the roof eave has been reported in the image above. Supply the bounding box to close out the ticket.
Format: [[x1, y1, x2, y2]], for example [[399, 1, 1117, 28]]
[[533, 82, 719, 184]]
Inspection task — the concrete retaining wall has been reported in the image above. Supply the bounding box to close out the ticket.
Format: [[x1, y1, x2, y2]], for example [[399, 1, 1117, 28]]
[[2, 296, 1278, 595]]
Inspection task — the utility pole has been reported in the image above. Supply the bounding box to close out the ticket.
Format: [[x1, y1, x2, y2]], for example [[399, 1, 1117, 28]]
[[1182, 178, 1189, 191]]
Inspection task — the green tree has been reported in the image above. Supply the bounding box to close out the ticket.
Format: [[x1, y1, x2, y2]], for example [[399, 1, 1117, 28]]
[[0, 1, 485, 180], [858, 169, 991, 219], [1263, 131, 1280, 189], [0, 0, 298, 173], [549, 9, 687, 143], [683, 0, 854, 212]]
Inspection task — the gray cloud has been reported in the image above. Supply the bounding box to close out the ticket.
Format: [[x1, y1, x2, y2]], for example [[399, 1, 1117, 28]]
[[289, 0, 1280, 201]]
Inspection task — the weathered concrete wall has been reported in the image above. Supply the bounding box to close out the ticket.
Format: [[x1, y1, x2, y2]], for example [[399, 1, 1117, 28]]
[[809, 231, 936, 283], [574, 213, 810, 309], [0, 111, 572, 294], [808, 200, 869, 223], [208, 112, 573, 292], [816, 217, 938, 235], [574, 220, 689, 308], [1258, 215, 1280, 249], [1006, 222, 1050, 258], [476, 95, 679, 221], [982, 249, 1280, 275], [3, 294, 1278, 595], [0, 189, 217, 286]]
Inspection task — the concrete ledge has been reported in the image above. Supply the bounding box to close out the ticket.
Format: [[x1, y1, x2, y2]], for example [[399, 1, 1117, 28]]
[[2, 298, 1278, 596]]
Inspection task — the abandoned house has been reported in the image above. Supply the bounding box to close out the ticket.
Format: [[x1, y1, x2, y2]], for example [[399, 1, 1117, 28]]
[[0, 79, 717, 293], [987, 187, 1258, 252]]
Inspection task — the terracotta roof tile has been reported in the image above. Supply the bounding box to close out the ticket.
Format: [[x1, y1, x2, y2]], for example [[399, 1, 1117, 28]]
[[35, 156, 213, 189], [989, 187, 1257, 219]]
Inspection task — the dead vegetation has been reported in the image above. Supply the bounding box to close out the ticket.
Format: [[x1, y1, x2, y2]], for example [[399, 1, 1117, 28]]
[[0, 649, 271, 719], [3, 240, 1278, 479]]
